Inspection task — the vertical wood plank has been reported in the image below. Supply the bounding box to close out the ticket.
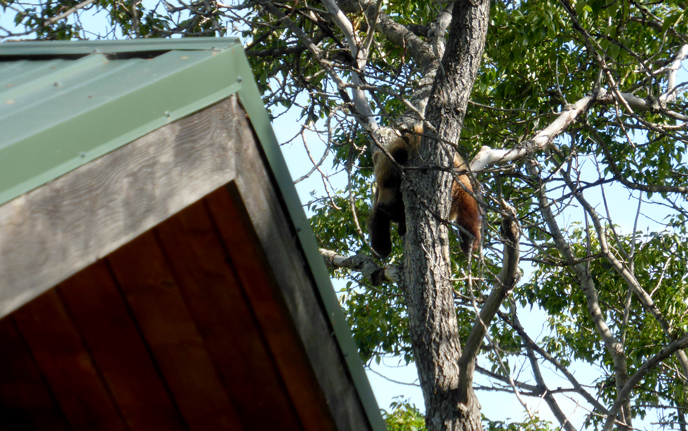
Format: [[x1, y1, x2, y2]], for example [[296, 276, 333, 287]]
[[11, 290, 127, 431], [205, 185, 338, 431], [106, 232, 242, 431], [154, 197, 303, 431], [218, 105, 373, 430], [57, 261, 188, 431], [0, 318, 70, 431]]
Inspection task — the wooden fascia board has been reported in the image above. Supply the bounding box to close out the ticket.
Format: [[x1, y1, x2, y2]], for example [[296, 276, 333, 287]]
[[232, 44, 388, 431], [217, 114, 371, 430], [0, 96, 242, 319]]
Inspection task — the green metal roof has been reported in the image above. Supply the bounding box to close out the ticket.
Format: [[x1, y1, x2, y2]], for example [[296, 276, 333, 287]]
[[0, 38, 385, 431], [0, 38, 245, 206]]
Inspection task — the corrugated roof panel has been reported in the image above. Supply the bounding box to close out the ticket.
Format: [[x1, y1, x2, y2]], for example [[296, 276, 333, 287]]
[[0, 44, 244, 206], [0, 55, 108, 104], [0, 59, 68, 88], [1, 56, 142, 141]]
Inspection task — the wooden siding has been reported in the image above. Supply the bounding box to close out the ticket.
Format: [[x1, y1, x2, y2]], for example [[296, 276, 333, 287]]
[[0, 187, 321, 431]]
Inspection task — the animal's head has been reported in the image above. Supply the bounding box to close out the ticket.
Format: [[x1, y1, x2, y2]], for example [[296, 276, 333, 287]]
[[370, 125, 424, 217]]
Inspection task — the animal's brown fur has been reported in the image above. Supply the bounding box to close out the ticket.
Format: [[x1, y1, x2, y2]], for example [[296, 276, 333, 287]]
[[368, 125, 481, 258]]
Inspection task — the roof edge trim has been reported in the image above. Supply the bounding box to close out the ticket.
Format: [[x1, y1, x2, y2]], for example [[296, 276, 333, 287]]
[[0, 37, 241, 56], [229, 43, 388, 431]]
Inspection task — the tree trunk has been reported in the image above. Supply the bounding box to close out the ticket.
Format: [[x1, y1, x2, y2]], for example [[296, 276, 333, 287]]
[[401, 1, 490, 430]]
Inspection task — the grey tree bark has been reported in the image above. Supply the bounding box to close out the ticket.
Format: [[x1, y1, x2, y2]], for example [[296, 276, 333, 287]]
[[400, 1, 490, 429]]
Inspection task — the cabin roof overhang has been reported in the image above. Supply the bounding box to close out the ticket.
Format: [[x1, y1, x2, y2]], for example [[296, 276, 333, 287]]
[[0, 38, 385, 431]]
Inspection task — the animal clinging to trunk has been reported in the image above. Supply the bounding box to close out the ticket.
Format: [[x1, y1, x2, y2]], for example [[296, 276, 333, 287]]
[[367, 125, 481, 258]]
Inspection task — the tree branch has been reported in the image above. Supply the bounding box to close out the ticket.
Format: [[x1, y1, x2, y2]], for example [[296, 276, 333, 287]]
[[560, 169, 688, 380], [659, 44, 688, 104], [470, 92, 598, 172], [525, 341, 577, 431], [254, 1, 378, 133], [336, 0, 436, 66], [334, 0, 443, 125], [499, 309, 609, 415], [469, 41, 688, 175], [603, 333, 688, 431], [43, 0, 98, 26], [587, 125, 688, 194], [530, 161, 633, 429], [319, 248, 398, 285], [321, 0, 378, 130], [458, 205, 521, 400]]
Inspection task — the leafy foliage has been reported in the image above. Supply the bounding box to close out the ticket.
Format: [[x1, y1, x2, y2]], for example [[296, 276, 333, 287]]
[[483, 415, 555, 431], [383, 399, 427, 431]]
